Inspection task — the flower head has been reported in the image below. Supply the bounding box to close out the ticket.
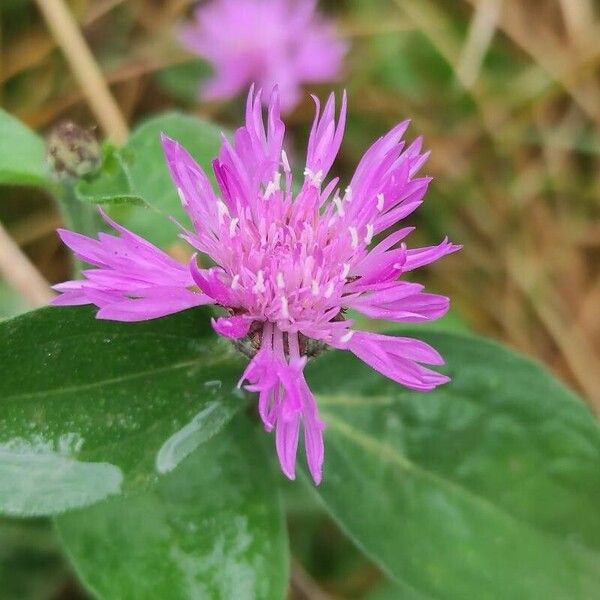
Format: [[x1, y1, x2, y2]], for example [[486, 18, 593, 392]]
[[54, 87, 460, 484], [179, 0, 347, 112]]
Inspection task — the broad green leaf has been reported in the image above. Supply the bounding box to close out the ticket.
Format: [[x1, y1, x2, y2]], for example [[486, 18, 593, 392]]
[[0, 281, 27, 320], [0, 452, 122, 516], [121, 113, 223, 246], [0, 109, 49, 187], [351, 309, 469, 336], [0, 518, 69, 600], [306, 331, 600, 599], [366, 580, 426, 600], [75, 145, 144, 206], [56, 416, 289, 600], [0, 306, 244, 516]]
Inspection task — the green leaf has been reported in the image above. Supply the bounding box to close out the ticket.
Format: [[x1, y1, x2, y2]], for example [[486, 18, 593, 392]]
[[56, 416, 289, 600], [0, 452, 123, 517], [121, 113, 223, 246], [0, 518, 69, 600], [0, 109, 49, 187], [366, 580, 425, 600], [74, 144, 144, 206], [0, 306, 245, 516], [0, 281, 27, 320], [306, 331, 600, 599], [72, 113, 224, 246]]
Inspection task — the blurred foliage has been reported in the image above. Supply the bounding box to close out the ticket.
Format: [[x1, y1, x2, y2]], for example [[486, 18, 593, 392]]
[[0, 518, 69, 600], [1, 0, 599, 598]]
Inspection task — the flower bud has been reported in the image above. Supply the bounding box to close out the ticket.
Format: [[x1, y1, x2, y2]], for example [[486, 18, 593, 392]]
[[46, 121, 101, 181]]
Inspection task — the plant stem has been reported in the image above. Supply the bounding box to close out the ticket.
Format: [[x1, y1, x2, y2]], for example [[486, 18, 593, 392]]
[[55, 184, 103, 276]]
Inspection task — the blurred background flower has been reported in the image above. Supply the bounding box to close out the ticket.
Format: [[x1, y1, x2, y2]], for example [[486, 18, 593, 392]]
[[179, 0, 347, 112]]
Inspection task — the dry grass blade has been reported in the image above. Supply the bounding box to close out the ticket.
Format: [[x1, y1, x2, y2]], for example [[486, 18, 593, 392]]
[[34, 0, 129, 143], [0, 220, 53, 308], [457, 0, 501, 89]]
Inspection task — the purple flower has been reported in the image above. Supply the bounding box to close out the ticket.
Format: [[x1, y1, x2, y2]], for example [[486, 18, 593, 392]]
[[179, 0, 347, 112], [54, 88, 460, 484]]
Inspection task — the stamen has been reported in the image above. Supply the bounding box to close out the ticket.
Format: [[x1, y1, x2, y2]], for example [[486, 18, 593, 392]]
[[324, 281, 335, 298], [364, 224, 374, 245], [333, 194, 345, 217], [303, 167, 323, 187], [177, 187, 187, 205], [341, 330, 355, 343], [376, 193, 385, 211], [349, 226, 359, 249], [231, 274, 240, 289], [311, 280, 320, 296], [276, 272, 285, 289], [280, 295, 290, 319], [281, 150, 291, 173], [344, 186, 353, 203], [216, 200, 229, 225], [264, 173, 280, 199], [229, 218, 239, 237], [253, 270, 265, 294], [340, 263, 351, 280]]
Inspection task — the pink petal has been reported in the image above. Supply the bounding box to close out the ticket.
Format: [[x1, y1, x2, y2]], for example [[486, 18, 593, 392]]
[[211, 315, 252, 339]]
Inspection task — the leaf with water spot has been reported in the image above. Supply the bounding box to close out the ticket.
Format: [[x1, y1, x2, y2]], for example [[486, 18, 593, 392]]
[[305, 330, 600, 599], [156, 393, 240, 475], [0, 451, 123, 517], [56, 416, 289, 600], [0, 305, 245, 516]]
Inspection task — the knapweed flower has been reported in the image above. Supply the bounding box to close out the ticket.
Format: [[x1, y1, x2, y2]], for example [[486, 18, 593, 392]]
[[53, 88, 460, 484], [179, 0, 347, 112]]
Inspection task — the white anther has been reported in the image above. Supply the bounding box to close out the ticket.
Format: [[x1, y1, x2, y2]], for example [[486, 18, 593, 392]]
[[303, 167, 323, 187], [264, 179, 279, 199], [349, 226, 359, 249], [365, 224, 374, 245], [340, 263, 351, 280], [333, 194, 345, 217], [376, 193, 385, 211], [340, 330, 355, 344], [177, 187, 187, 205], [216, 200, 229, 225], [280, 296, 290, 319], [281, 150, 291, 173], [231, 274, 240, 289], [276, 272, 285, 289], [344, 186, 353, 203], [324, 281, 335, 298], [311, 280, 320, 296], [253, 270, 265, 294], [229, 218, 239, 237]]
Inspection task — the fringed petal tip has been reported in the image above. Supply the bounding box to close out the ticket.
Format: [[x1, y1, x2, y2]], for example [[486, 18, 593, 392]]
[[346, 331, 451, 392], [236, 340, 325, 485]]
